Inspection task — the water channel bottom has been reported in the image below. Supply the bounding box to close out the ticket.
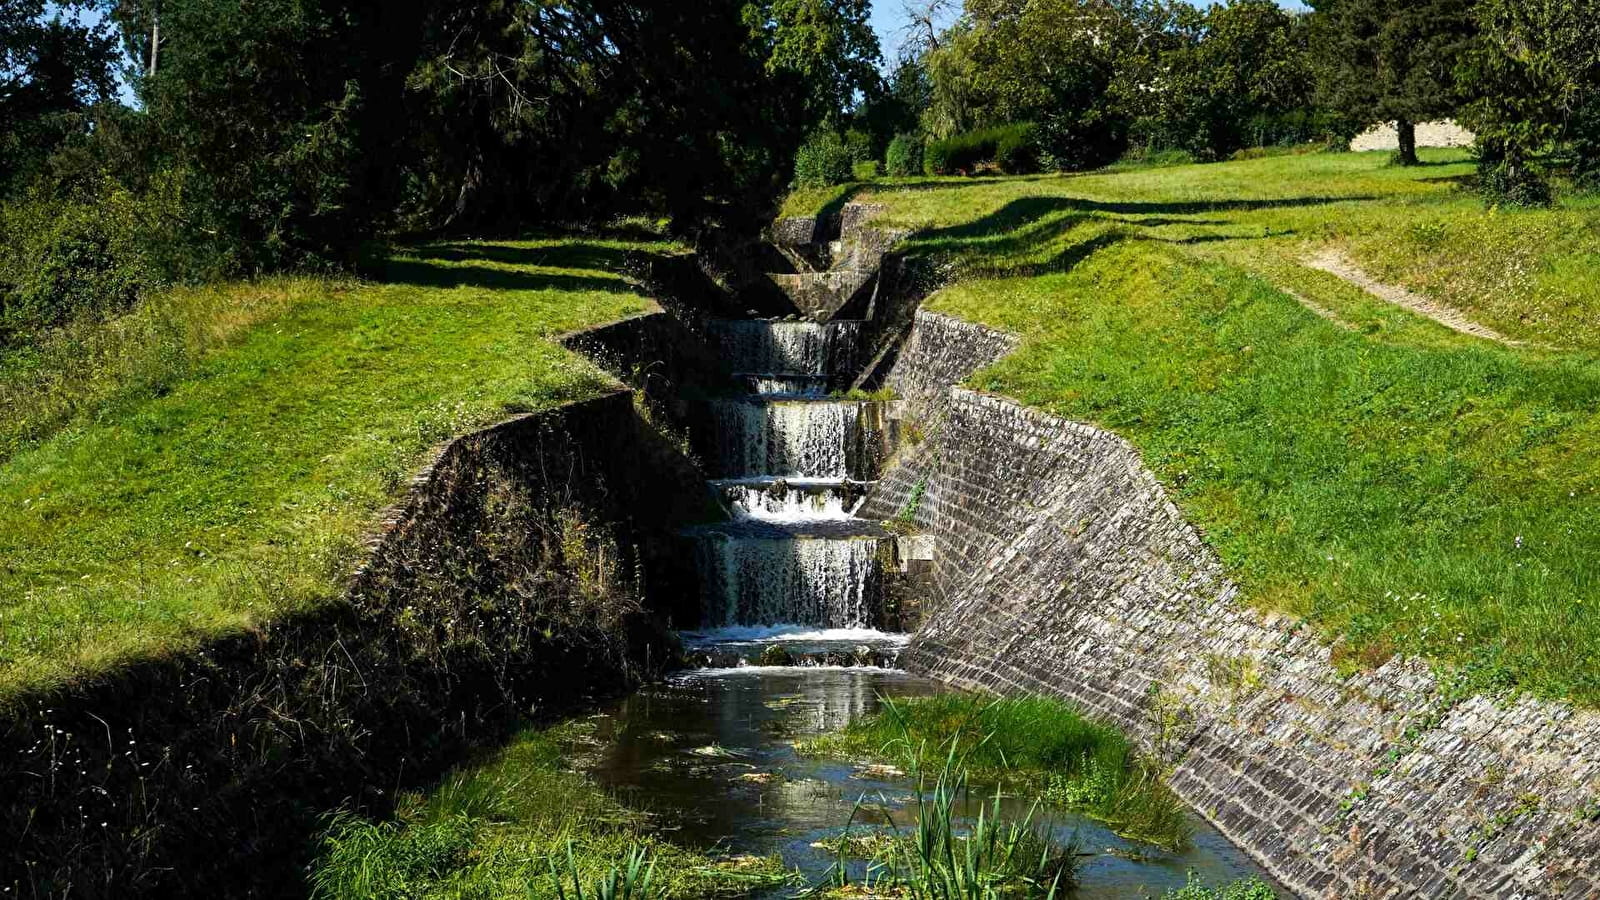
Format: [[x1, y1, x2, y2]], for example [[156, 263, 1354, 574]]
[[570, 634, 1279, 898]]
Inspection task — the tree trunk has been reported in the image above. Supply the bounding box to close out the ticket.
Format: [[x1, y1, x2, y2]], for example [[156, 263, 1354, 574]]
[[1395, 118, 1419, 166]]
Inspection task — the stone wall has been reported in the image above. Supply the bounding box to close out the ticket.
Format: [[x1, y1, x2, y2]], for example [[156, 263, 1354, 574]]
[[867, 310, 1600, 898], [1350, 120, 1475, 153], [1, 391, 712, 898]]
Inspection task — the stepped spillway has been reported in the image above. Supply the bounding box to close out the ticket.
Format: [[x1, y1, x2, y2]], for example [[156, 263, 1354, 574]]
[[690, 317, 894, 630]]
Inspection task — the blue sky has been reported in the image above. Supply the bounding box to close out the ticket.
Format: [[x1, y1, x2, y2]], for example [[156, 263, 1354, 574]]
[[868, 0, 1311, 63]]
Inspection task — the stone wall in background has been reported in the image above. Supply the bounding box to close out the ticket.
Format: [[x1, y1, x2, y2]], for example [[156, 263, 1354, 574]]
[[865, 309, 1600, 899], [1350, 120, 1475, 153]]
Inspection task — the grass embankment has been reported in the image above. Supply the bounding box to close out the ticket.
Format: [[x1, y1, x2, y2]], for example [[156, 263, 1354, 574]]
[[800, 694, 1192, 850], [0, 239, 672, 702], [788, 150, 1600, 703], [311, 721, 788, 899]]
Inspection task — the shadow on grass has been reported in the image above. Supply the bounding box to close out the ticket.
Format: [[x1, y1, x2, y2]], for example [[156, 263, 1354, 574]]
[[916, 195, 1373, 245], [404, 242, 637, 272], [380, 258, 638, 294]]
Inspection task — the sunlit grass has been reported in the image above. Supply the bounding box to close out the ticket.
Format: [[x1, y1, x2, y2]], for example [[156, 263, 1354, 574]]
[[929, 239, 1600, 702], [0, 238, 673, 704], [793, 148, 1600, 351], [778, 148, 1600, 703]]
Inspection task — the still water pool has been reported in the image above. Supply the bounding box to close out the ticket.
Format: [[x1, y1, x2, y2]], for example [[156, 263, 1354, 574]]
[[563, 632, 1280, 897]]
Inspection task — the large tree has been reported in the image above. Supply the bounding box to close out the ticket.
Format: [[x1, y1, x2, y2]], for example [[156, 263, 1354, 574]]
[[1462, 0, 1600, 192], [0, 0, 120, 190], [1150, 0, 1311, 161], [1309, 0, 1477, 165]]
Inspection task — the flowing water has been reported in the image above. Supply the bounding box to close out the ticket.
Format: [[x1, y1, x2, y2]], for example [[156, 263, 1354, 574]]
[[658, 316, 1278, 894], [691, 317, 892, 629]]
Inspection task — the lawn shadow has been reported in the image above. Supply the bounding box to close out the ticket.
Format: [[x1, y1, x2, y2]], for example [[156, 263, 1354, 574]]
[[380, 258, 638, 294], [916, 195, 1373, 245], [405, 242, 637, 272]]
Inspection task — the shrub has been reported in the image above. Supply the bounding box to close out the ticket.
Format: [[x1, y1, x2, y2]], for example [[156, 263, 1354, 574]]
[[0, 181, 174, 348], [925, 123, 1039, 176], [843, 128, 875, 164], [792, 132, 853, 188], [995, 122, 1041, 174], [852, 159, 881, 180], [884, 133, 923, 176]]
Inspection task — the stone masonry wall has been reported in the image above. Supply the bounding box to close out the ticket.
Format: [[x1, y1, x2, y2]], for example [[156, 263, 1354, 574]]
[[866, 310, 1600, 899]]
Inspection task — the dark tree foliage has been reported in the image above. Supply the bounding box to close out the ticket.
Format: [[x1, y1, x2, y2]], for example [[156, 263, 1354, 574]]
[[1147, 0, 1312, 161], [1460, 0, 1600, 199], [0, 0, 120, 190], [1308, 0, 1478, 165]]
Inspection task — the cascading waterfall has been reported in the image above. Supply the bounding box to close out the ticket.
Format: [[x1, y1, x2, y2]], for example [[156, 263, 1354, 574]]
[[707, 320, 862, 375], [712, 478, 866, 521], [696, 531, 884, 627], [690, 317, 893, 631], [736, 374, 830, 398], [705, 399, 870, 479]]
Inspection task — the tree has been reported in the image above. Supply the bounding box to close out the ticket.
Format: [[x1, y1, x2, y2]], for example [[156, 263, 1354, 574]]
[[1150, 0, 1312, 161], [919, 0, 1180, 169], [1309, 0, 1477, 165], [1, 0, 120, 190], [1462, 0, 1600, 194]]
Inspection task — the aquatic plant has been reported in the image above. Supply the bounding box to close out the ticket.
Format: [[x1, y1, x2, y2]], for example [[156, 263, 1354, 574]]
[[799, 694, 1192, 849]]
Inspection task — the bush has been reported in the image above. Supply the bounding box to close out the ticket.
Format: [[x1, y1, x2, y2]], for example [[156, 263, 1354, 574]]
[[995, 123, 1041, 174], [852, 159, 881, 180], [0, 182, 169, 348], [885, 133, 923, 176], [925, 123, 1039, 176], [1479, 161, 1553, 208], [1038, 109, 1130, 172], [792, 132, 853, 188], [844, 128, 875, 164]]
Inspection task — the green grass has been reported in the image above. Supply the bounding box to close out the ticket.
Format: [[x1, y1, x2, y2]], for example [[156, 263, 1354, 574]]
[[795, 148, 1600, 351], [0, 238, 673, 703], [310, 720, 790, 899], [779, 148, 1600, 702], [798, 694, 1192, 849]]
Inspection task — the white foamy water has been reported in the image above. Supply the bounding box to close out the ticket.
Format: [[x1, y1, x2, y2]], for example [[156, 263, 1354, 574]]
[[680, 624, 910, 646], [713, 478, 865, 521], [695, 534, 885, 627], [708, 320, 862, 375], [738, 373, 831, 398], [670, 665, 903, 679], [707, 400, 864, 479]]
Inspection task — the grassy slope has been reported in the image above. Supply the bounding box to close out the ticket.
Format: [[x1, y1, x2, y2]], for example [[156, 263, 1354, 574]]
[[813, 149, 1600, 702], [0, 239, 669, 701]]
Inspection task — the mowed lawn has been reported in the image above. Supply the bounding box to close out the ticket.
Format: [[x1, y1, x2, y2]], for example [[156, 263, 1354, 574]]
[[801, 150, 1600, 703], [0, 240, 668, 702]]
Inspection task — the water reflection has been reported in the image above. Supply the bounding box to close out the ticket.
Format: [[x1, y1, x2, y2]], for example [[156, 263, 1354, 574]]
[[573, 658, 1278, 897]]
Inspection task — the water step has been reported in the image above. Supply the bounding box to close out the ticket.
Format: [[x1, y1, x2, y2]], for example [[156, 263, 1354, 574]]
[[704, 398, 892, 480], [688, 520, 892, 628], [707, 319, 863, 377], [733, 372, 834, 398], [711, 477, 872, 521], [685, 645, 900, 670]]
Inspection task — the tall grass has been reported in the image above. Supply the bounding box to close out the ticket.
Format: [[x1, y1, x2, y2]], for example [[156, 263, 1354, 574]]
[[842, 758, 1077, 899], [801, 695, 1191, 849]]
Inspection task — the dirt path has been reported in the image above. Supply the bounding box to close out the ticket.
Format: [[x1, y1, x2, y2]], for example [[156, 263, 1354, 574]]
[[1304, 249, 1525, 347]]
